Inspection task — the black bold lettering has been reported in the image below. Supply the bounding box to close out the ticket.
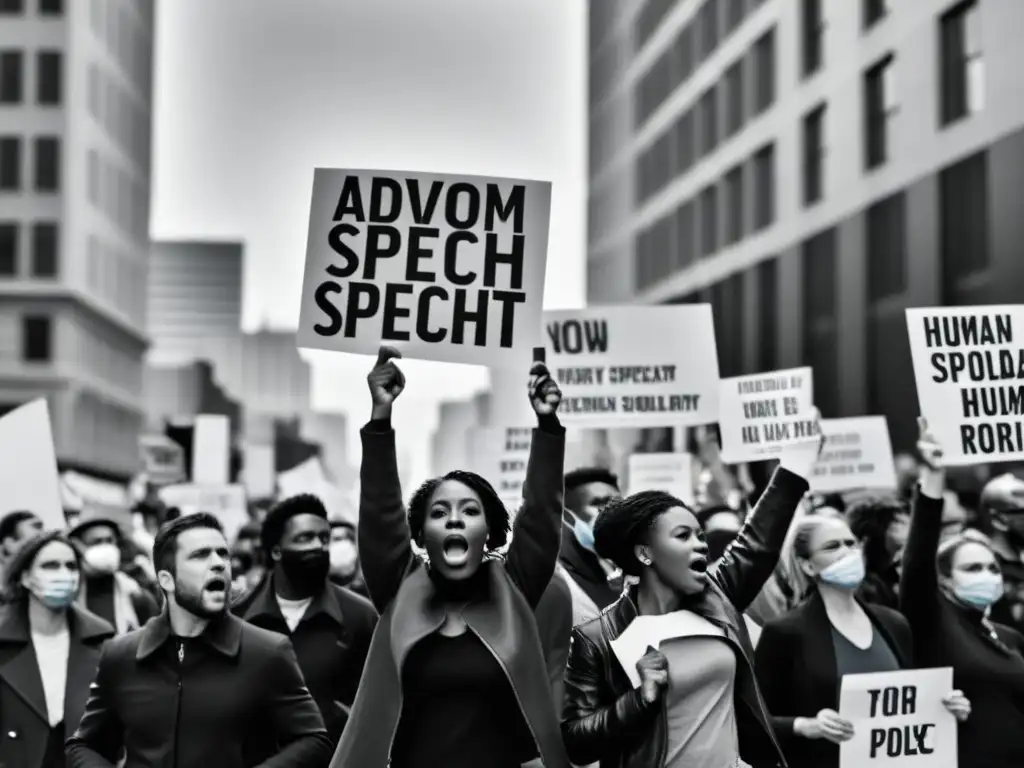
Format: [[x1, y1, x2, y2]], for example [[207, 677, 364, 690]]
[[562, 320, 582, 354], [923, 316, 942, 348], [343, 282, 380, 337], [867, 688, 882, 718], [382, 284, 413, 341], [997, 314, 1013, 344], [492, 290, 526, 348], [405, 227, 438, 282], [445, 182, 480, 229], [961, 424, 978, 454], [484, 183, 525, 233], [325, 223, 360, 278], [444, 231, 478, 286], [483, 232, 524, 290], [312, 281, 343, 335], [408, 179, 443, 224], [886, 726, 902, 757], [914, 723, 934, 754], [882, 687, 899, 716], [416, 286, 448, 343], [900, 685, 917, 715], [362, 225, 401, 279], [451, 289, 489, 346], [869, 729, 886, 759], [369, 177, 402, 223], [961, 387, 979, 418], [930, 352, 949, 383], [331, 176, 365, 221]]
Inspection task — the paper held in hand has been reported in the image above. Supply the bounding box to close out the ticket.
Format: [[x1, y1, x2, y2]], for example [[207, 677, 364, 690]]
[[296, 168, 552, 368], [810, 417, 898, 493], [906, 305, 1024, 465], [610, 611, 725, 688], [718, 367, 815, 463], [627, 453, 694, 505], [0, 399, 64, 529]]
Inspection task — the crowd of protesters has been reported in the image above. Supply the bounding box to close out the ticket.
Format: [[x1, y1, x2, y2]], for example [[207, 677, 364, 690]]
[[0, 346, 1018, 766]]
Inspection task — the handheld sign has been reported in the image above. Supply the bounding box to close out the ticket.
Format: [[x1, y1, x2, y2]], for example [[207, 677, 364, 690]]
[[467, 426, 531, 512], [538, 305, 720, 428], [627, 453, 694, 504], [906, 305, 1024, 465], [0, 399, 63, 528], [811, 417, 898, 493], [839, 667, 955, 768], [718, 367, 815, 463], [297, 168, 552, 368]]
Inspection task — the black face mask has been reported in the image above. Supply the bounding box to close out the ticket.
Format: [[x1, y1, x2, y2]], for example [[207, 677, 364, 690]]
[[279, 549, 330, 594]]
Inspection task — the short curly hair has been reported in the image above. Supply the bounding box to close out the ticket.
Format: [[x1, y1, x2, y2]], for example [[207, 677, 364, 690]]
[[593, 490, 691, 577], [846, 495, 907, 574], [408, 470, 511, 550]]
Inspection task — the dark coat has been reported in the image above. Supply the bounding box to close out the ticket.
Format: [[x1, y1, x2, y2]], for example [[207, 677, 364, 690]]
[[64, 611, 332, 768], [232, 573, 378, 744], [561, 466, 809, 768], [328, 419, 570, 768], [753, 591, 914, 768], [0, 603, 114, 768], [534, 568, 575, 707]]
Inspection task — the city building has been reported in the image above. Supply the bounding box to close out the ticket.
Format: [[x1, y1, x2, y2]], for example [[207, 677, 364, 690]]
[[300, 410, 352, 487], [143, 359, 240, 433], [0, 0, 155, 479], [146, 239, 244, 365], [587, 0, 1024, 453]]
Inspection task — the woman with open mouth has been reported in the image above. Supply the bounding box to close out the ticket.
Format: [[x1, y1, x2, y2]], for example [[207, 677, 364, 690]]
[[561, 412, 824, 768], [330, 345, 570, 768]]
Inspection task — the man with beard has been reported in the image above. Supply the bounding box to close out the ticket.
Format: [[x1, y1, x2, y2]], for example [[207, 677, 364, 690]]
[[232, 494, 377, 747], [65, 512, 332, 767], [978, 473, 1024, 632]]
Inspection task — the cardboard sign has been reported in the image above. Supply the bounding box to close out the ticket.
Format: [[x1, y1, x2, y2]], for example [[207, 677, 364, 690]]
[[611, 611, 723, 688], [907, 305, 1024, 465], [839, 667, 956, 768], [811, 417, 898, 493], [718, 367, 815, 462], [468, 426, 532, 510], [539, 305, 720, 428], [139, 435, 186, 487], [297, 168, 552, 367], [157, 483, 248, 542], [0, 399, 63, 528], [192, 414, 230, 486], [627, 453, 694, 504]]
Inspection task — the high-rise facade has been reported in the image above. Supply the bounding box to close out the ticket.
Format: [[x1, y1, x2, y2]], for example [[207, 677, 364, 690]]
[[588, 0, 1024, 452], [0, 0, 155, 479]]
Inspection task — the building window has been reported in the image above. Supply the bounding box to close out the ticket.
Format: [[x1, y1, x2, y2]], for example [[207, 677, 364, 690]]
[[698, 0, 720, 61], [34, 137, 59, 192], [700, 184, 718, 257], [864, 54, 896, 170], [675, 199, 695, 270], [699, 85, 718, 155], [724, 164, 744, 245], [674, 23, 694, 88], [40, 0, 62, 13], [22, 316, 51, 362], [940, 1, 983, 126], [865, 191, 907, 302], [0, 136, 19, 190], [0, 223, 16, 276], [36, 51, 61, 105], [724, 59, 744, 137], [801, 0, 824, 78], [802, 228, 838, 417], [635, 0, 676, 51], [0, 51, 23, 103], [675, 109, 695, 176], [757, 258, 778, 372], [752, 28, 776, 115], [725, 0, 745, 35], [863, 0, 888, 29], [87, 149, 99, 204], [802, 103, 826, 206], [31, 222, 57, 277], [940, 150, 989, 300], [0, 0, 23, 13], [752, 143, 775, 232]]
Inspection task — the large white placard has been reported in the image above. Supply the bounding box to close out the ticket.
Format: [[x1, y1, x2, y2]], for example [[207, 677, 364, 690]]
[[539, 305, 720, 428], [810, 417, 898, 493], [297, 168, 552, 367], [193, 414, 230, 486], [0, 399, 64, 528], [907, 305, 1024, 465], [718, 367, 815, 463], [839, 667, 955, 768], [158, 483, 248, 542], [627, 453, 694, 504], [468, 426, 532, 509]]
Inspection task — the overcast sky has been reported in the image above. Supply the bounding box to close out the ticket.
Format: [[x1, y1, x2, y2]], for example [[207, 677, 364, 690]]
[[151, 0, 586, 482]]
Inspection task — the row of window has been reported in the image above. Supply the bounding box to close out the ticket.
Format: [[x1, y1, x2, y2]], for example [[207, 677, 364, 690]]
[[91, 0, 153, 101], [0, 49, 61, 105], [635, 142, 774, 291], [89, 62, 152, 169], [0, 136, 60, 192], [0, 0, 61, 15], [636, 26, 774, 206], [635, 0, 767, 130], [87, 234, 147, 325], [87, 148, 149, 241], [0, 221, 58, 278]]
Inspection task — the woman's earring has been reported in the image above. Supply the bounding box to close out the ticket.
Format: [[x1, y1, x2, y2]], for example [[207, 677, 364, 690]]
[[640, 557, 651, 566]]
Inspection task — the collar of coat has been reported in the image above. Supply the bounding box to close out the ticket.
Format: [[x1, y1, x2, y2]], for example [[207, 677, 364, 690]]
[[235, 572, 348, 629], [0, 601, 114, 644], [136, 609, 243, 660]]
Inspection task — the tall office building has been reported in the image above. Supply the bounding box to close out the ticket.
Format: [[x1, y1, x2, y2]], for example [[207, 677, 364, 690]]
[[0, 0, 155, 479], [588, 0, 1024, 451], [146, 239, 244, 365]]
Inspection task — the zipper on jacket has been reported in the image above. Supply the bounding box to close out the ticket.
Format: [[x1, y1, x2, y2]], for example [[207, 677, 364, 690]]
[[174, 639, 184, 768]]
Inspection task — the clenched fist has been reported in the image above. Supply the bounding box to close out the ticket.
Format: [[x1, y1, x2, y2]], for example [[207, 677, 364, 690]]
[[367, 346, 405, 413]]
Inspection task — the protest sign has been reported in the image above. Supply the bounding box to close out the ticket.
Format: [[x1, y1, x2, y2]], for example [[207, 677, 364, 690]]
[[540, 305, 720, 428], [139, 434, 186, 486], [297, 169, 552, 367], [839, 667, 955, 768], [468, 426, 532, 509], [611, 611, 723, 688], [906, 305, 1024, 465], [718, 367, 816, 463], [157, 483, 248, 542], [627, 453, 694, 504], [811, 417, 898, 493], [192, 414, 230, 486], [0, 399, 63, 528]]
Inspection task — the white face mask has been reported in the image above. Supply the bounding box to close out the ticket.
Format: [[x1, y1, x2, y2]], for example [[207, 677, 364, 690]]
[[817, 550, 866, 590], [329, 540, 357, 576], [83, 542, 121, 575], [952, 571, 1004, 608]]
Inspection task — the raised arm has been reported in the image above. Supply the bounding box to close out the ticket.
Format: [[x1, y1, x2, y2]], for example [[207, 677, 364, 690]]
[[711, 413, 821, 613], [505, 360, 566, 608], [357, 346, 414, 613]]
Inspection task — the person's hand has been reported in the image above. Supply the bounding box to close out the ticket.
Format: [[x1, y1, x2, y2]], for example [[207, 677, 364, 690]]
[[778, 408, 824, 480], [795, 708, 855, 743], [367, 345, 405, 414], [916, 417, 945, 499], [528, 362, 562, 416], [941, 689, 971, 722], [636, 646, 669, 704]]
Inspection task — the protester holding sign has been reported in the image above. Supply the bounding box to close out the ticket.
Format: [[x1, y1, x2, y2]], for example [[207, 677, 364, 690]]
[[753, 513, 969, 768], [560, 411, 823, 768], [900, 418, 1024, 767], [329, 346, 569, 768]]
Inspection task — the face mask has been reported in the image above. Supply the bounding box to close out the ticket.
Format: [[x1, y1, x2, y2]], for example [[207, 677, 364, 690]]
[[565, 512, 595, 551], [952, 571, 1004, 608], [83, 542, 121, 575], [27, 573, 80, 610], [279, 549, 330, 593], [330, 540, 358, 577], [818, 551, 866, 589]]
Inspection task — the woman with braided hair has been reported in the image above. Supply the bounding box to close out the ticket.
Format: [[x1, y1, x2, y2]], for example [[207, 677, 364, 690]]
[[560, 412, 823, 768], [330, 345, 570, 768]]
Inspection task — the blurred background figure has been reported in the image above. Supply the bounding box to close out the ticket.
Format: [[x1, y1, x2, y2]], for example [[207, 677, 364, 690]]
[[0, 511, 44, 581], [328, 520, 366, 598], [977, 474, 1024, 631], [846, 496, 909, 610]]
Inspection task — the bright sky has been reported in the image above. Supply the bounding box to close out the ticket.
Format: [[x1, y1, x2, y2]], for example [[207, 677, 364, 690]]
[[151, 0, 586, 483]]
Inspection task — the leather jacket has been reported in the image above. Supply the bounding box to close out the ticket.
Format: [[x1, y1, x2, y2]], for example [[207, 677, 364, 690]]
[[561, 466, 809, 768]]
